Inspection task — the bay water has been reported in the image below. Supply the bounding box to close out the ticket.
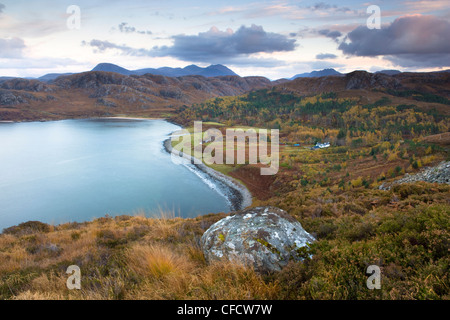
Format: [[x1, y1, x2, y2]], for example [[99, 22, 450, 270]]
[[0, 119, 231, 231]]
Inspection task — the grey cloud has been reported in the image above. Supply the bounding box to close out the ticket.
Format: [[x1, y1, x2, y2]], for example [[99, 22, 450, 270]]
[[309, 2, 352, 13], [82, 38, 286, 67], [82, 40, 152, 56], [117, 22, 152, 35], [85, 25, 296, 64], [338, 15, 450, 67], [118, 22, 136, 33], [155, 25, 296, 62], [316, 53, 337, 60], [0, 38, 26, 58], [310, 2, 332, 10], [0, 3, 5, 13], [318, 29, 342, 40], [385, 53, 450, 68], [305, 1, 363, 18]]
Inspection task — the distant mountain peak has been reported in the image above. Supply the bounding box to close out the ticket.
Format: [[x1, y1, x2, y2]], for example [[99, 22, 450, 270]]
[[208, 64, 231, 69], [183, 65, 204, 73], [94, 63, 117, 68], [206, 64, 237, 74], [291, 68, 342, 80], [91, 63, 133, 75]]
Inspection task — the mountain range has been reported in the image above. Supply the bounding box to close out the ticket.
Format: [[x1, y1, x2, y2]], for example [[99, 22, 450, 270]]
[[290, 68, 450, 80], [3, 64, 450, 84], [37, 63, 238, 82]]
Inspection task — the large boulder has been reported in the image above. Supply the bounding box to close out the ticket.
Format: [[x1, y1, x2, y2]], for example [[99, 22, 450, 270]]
[[201, 206, 315, 272]]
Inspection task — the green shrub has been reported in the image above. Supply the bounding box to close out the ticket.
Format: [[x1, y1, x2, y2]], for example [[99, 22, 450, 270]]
[[3, 221, 51, 235]]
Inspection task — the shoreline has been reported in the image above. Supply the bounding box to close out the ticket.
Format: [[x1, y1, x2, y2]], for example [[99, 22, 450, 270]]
[[0, 115, 166, 123], [163, 138, 252, 212], [100, 116, 163, 121]]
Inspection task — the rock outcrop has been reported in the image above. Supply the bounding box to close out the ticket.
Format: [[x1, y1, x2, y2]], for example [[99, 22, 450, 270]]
[[201, 206, 315, 273], [379, 161, 450, 190], [344, 71, 401, 90], [0, 78, 53, 92]]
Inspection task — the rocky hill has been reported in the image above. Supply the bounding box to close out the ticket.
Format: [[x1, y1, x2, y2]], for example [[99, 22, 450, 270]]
[[0, 72, 271, 121], [291, 70, 449, 96], [275, 70, 450, 115]]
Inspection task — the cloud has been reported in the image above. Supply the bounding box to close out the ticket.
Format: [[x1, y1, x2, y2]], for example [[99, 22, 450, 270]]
[[385, 53, 450, 68], [208, 1, 360, 21], [0, 3, 5, 14], [118, 22, 136, 33], [302, 2, 365, 20], [293, 27, 344, 41], [156, 25, 296, 62], [403, 0, 450, 13], [0, 37, 25, 58], [117, 22, 152, 35], [338, 15, 450, 67], [82, 40, 152, 56], [316, 53, 337, 60], [84, 25, 296, 65], [318, 29, 342, 41], [308, 2, 352, 13], [82, 38, 287, 68]]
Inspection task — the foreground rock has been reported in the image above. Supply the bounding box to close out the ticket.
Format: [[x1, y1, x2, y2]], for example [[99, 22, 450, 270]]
[[379, 161, 450, 190], [201, 206, 315, 273]]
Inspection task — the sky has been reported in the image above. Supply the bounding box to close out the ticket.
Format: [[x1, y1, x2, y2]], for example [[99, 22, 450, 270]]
[[0, 0, 449, 79]]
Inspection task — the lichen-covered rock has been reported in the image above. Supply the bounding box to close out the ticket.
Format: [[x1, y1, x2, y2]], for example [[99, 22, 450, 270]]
[[201, 206, 315, 272]]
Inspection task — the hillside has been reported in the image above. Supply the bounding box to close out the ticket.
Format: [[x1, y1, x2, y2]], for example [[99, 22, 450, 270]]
[[281, 70, 450, 96], [0, 72, 271, 121], [278, 70, 450, 116]]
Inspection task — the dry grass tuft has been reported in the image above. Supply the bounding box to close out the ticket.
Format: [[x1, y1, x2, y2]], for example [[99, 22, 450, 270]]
[[191, 261, 280, 300], [126, 244, 192, 279]]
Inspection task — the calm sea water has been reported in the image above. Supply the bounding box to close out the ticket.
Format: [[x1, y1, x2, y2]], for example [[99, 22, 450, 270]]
[[0, 119, 231, 231]]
